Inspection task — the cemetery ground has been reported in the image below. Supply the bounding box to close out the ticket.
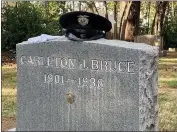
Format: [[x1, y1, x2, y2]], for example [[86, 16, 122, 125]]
[[2, 52, 177, 131]]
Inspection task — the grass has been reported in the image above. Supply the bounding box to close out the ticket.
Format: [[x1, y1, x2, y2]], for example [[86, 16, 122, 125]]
[[1, 52, 177, 131], [158, 52, 177, 131], [167, 80, 177, 88], [2, 95, 16, 118], [159, 91, 177, 131], [2, 66, 17, 118]]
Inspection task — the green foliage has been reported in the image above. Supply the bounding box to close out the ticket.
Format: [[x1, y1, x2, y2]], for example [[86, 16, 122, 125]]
[[1, 2, 63, 51], [164, 16, 177, 49], [2, 2, 43, 50], [38, 2, 64, 35]]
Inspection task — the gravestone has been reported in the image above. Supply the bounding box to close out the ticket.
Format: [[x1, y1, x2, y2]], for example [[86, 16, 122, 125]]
[[134, 35, 164, 57], [16, 38, 159, 131]]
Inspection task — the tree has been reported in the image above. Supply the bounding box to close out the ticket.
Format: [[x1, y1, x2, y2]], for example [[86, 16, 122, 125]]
[[124, 1, 140, 41], [151, 1, 169, 35], [113, 1, 118, 39], [103, 1, 108, 19], [1, 2, 45, 50], [119, 1, 132, 40], [1, 1, 64, 51]]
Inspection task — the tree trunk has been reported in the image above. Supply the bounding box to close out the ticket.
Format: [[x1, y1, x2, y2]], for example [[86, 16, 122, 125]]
[[124, 1, 140, 41], [72, 1, 74, 11], [92, 2, 99, 14], [119, 1, 132, 40], [103, 1, 108, 19], [79, 1, 81, 11], [160, 2, 169, 35], [147, 1, 151, 33], [163, 2, 170, 31], [114, 1, 118, 39], [151, 2, 169, 35], [85, 2, 94, 13], [103, 1, 112, 39]]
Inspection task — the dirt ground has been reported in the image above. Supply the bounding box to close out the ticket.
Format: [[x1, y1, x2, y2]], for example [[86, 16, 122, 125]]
[[1, 51, 16, 64], [2, 117, 16, 131]]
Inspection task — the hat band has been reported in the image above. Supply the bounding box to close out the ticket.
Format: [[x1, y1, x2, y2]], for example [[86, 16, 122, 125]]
[[64, 29, 105, 41]]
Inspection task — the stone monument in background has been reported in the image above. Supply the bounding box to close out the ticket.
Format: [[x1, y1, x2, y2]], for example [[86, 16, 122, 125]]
[[134, 35, 166, 56], [16, 38, 159, 131]]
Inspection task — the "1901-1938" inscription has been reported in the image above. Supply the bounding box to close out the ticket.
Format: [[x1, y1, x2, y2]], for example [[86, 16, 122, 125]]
[[44, 73, 104, 88]]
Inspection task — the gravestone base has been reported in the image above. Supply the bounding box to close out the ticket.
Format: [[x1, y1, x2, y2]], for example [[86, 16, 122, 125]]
[[16, 38, 159, 131]]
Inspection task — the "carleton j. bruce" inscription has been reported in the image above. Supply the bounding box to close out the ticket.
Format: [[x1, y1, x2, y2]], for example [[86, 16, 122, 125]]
[[20, 56, 136, 73]]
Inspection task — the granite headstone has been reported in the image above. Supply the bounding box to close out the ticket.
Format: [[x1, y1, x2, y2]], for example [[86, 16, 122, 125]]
[[16, 38, 159, 131]]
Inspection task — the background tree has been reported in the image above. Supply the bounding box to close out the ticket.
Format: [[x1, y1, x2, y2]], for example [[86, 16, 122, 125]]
[[151, 1, 169, 35], [1, 1, 177, 52], [2, 2, 45, 50], [124, 1, 140, 41]]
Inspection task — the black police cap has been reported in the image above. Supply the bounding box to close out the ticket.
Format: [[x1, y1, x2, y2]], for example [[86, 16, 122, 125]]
[[59, 11, 112, 41]]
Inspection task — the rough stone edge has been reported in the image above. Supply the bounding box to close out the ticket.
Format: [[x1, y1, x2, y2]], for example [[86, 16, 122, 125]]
[[139, 47, 159, 131]]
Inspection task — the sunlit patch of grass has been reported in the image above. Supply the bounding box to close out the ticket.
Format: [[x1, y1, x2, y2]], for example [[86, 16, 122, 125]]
[[160, 52, 177, 59], [159, 62, 177, 65], [159, 58, 177, 65], [159, 78, 177, 81], [159, 58, 177, 62], [2, 88, 17, 96]]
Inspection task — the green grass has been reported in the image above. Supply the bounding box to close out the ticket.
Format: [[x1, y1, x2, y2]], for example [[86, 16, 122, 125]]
[[1, 52, 177, 131], [167, 80, 177, 88], [159, 80, 177, 88], [2, 95, 16, 117]]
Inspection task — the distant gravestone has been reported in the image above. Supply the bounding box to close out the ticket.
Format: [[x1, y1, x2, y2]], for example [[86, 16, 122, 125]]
[[16, 38, 159, 131], [134, 35, 164, 56], [134, 35, 156, 46]]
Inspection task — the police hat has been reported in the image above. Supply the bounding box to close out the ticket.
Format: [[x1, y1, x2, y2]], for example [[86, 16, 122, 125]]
[[59, 11, 112, 41]]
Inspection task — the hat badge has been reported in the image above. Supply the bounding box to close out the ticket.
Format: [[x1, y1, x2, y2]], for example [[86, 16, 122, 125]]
[[77, 15, 89, 26]]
